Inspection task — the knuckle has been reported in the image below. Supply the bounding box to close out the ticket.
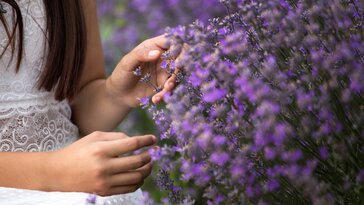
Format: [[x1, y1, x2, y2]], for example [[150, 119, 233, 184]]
[[119, 132, 127, 138], [128, 139, 140, 150], [132, 47, 144, 58], [92, 163, 107, 177], [90, 145, 105, 157], [125, 141, 135, 150], [133, 156, 144, 168], [92, 131, 102, 137]]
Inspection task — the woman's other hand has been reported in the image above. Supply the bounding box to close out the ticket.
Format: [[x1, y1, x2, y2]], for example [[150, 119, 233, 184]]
[[47, 132, 156, 196]]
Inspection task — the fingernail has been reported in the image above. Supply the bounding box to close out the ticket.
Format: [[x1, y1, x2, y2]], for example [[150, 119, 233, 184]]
[[155, 96, 161, 102], [148, 50, 160, 57], [152, 135, 157, 142]]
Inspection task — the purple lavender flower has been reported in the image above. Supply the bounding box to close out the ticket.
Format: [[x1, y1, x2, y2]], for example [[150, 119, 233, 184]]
[[133, 66, 142, 76], [85, 194, 97, 205], [140, 73, 152, 83], [139, 97, 150, 109], [99, 0, 364, 204], [209, 152, 230, 166]]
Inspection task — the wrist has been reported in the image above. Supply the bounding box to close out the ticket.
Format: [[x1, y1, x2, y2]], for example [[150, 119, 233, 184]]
[[18, 151, 58, 192], [40, 151, 62, 192], [105, 76, 135, 108]]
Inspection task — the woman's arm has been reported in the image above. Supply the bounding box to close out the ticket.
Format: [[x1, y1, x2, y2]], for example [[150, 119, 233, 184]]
[[71, 0, 174, 135], [0, 132, 156, 195], [0, 152, 51, 190], [71, 0, 125, 135]]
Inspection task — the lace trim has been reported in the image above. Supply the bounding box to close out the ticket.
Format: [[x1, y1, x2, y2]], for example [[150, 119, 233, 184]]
[[0, 94, 69, 120]]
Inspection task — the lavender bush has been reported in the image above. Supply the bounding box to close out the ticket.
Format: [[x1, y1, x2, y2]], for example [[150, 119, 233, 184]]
[[96, 0, 225, 72], [137, 0, 364, 204]]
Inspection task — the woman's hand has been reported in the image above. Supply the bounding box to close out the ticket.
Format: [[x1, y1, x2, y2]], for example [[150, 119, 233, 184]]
[[71, 34, 186, 134], [47, 132, 156, 196], [105, 35, 179, 108]]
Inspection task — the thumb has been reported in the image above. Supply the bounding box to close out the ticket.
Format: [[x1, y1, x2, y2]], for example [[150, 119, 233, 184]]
[[120, 48, 161, 72], [116, 35, 169, 72]]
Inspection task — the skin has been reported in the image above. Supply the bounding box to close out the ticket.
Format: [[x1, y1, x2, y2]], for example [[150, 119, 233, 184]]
[[0, 0, 180, 196]]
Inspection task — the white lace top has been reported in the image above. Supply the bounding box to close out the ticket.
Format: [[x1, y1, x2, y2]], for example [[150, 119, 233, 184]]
[[0, 0, 144, 204], [0, 0, 79, 152]]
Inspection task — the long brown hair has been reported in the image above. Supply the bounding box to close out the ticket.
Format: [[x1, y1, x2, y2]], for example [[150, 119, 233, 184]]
[[0, 0, 86, 100]]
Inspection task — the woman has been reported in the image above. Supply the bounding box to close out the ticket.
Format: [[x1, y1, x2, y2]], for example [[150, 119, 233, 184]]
[[0, 0, 177, 204]]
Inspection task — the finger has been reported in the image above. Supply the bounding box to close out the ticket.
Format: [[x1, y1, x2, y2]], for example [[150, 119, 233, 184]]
[[173, 43, 189, 68], [151, 43, 188, 104], [108, 172, 144, 187], [118, 50, 160, 73], [152, 76, 176, 104], [86, 131, 128, 142], [108, 163, 152, 187], [152, 69, 179, 104], [93, 132, 129, 141], [102, 183, 143, 196], [103, 135, 157, 157], [130, 162, 153, 178], [149, 34, 170, 50], [163, 44, 183, 60], [107, 151, 151, 173], [163, 73, 177, 92], [118, 35, 169, 72], [180, 43, 190, 57]]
